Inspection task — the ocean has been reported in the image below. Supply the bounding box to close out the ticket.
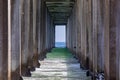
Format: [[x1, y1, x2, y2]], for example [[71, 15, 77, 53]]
[[55, 42, 66, 48]]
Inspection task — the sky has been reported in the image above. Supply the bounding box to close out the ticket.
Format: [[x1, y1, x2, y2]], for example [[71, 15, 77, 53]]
[[55, 25, 66, 42]]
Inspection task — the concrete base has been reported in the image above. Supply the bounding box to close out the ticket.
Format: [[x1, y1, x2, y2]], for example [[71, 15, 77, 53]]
[[11, 68, 23, 80], [27, 59, 36, 72], [39, 51, 47, 61], [0, 76, 7, 80], [32, 54, 41, 68], [21, 64, 31, 77]]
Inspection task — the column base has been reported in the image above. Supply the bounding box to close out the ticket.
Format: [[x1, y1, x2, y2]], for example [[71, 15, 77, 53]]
[[39, 50, 47, 61], [26, 60, 35, 72], [21, 64, 31, 77], [11, 69, 23, 80], [32, 53, 41, 68]]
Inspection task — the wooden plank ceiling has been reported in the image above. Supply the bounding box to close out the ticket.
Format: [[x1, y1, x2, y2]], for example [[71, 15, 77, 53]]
[[45, 0, 75, 25]]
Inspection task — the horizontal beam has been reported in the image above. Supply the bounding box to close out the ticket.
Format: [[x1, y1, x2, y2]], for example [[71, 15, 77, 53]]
[[54, 23, 67, 25], [48, 6, 73, 9], [51, 12, 70, 15], [48, 8, 72, 13], [50, 12, 70, 20], [46, 4, 74, 7], [54, 18, 68, 20], [46, 0, 75, 2], [46, 2, 74, 4], [49, 7, 72, 11], [54, 21, 67, 24]]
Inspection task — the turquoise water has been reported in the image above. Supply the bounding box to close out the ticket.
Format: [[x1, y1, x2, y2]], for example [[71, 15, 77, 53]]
[[55, 42, 66, 48]]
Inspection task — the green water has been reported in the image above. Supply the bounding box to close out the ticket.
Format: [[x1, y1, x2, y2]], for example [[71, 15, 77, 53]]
[[23, 48, 91, 80], [47, 48, 73, 59]]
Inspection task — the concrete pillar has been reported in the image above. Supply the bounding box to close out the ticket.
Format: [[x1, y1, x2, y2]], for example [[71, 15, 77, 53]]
[[104, 0, 110, 79], [78, 0, 84, 67], [109, 0, 119, 79], [85, 0, 92, 70], [38, 0, 54, 60], [79, 0, 87, 68], [74, 3, 78, 56], [97, 0, 104, 73], [52, 25, 55, 48], [68, 12, 72, 51], [20, 0, 32, 76], [0, 0, 8, 80], [38, 7, 44, 59], [92, 0, 98, 75], [8, 0, 22, 79], [49, 19, 54, 49], [45, 9, 48, 50], [67, 0, 120, 79], [72, 5, 77, 54], [45, 9, 53, 51], [87, 0, 93, 72], [75, 0, 81, 61], [37, 0, 42, 57], [115, 1, 120, 80], [40, 0, 46, 58], [70, 13, 73, 51], [27, 0, 35, 71], [66, 22, 69, 48], [32, 0, 40, 69]]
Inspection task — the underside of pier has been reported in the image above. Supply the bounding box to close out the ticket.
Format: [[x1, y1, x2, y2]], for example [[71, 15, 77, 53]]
[[0, 0, 120, 80]]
